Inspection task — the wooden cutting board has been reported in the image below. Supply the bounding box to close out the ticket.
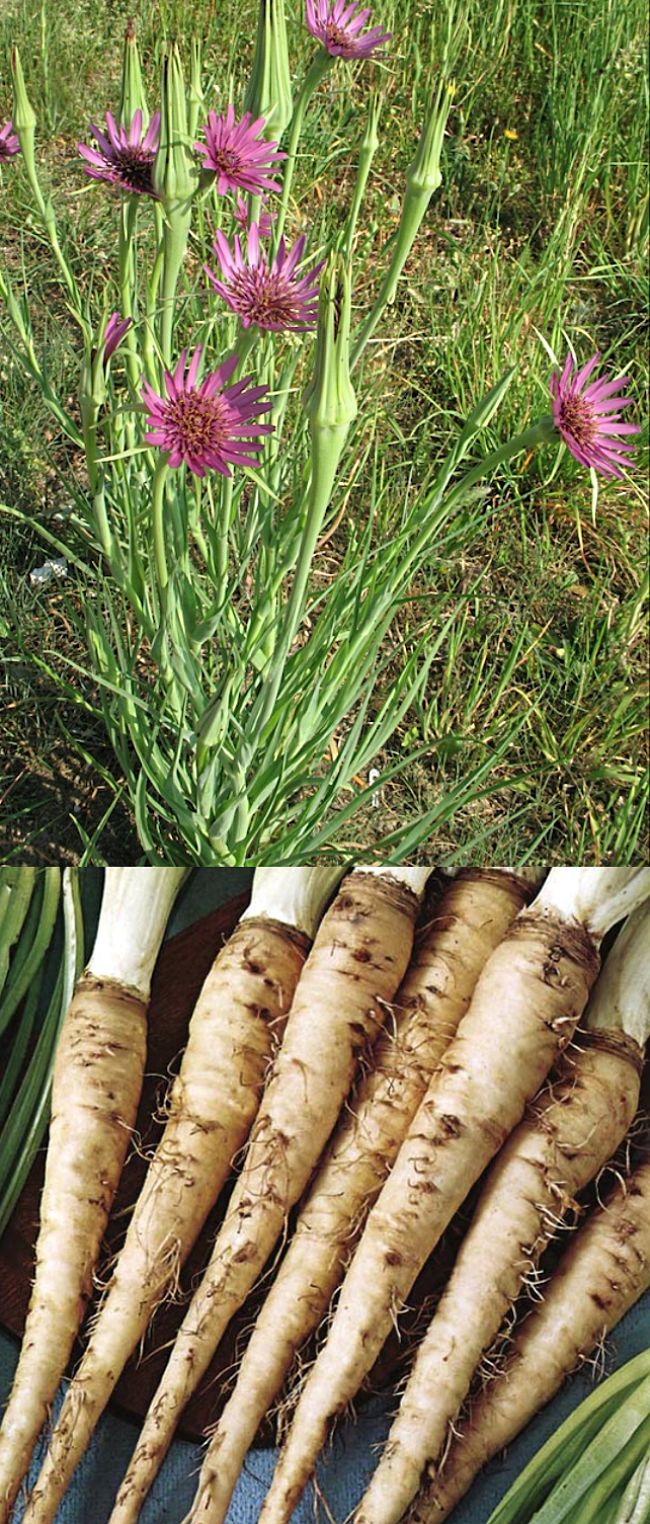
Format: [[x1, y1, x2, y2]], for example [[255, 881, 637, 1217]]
[[0, 894, 459, 1444]]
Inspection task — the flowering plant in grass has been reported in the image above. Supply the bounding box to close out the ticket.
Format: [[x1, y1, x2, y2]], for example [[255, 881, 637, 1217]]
[[0, 10, 640, 863]]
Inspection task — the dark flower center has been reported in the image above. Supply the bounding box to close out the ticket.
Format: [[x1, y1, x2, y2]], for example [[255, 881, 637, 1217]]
[[211, 146, 242, 179], [166, 392, 230, 453], [559, 394, 596, 448], [229, 268, 300, 326], [116, 146, 155, 194], [325, 21, 353, 48]]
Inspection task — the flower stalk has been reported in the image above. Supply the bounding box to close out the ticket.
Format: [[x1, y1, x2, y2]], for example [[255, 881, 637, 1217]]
[[345, 92, 382, 255], [11, 47, 86, 331], [153, 44, 197, 366], [253, 256, 357, 752], [351, 79, 454, 367], [273, 49, 334, 248]]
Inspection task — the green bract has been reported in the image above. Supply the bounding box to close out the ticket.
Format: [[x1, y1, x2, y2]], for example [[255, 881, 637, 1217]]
[[245, 0, 293, 142]]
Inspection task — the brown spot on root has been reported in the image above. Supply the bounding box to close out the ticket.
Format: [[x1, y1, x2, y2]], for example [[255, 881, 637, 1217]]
[[589, 1291, 609, 1310]]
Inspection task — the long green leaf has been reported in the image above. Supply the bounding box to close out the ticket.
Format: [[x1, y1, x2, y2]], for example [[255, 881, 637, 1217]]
[[0, 869, 61, 1036], [489, 1355, 650, 1524]]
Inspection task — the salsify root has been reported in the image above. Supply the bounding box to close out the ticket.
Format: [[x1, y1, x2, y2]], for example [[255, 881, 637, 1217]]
[[255, 867, 650, 1524], [104, 866, 430, 1524], [0, 868, 186, 1521], [185, 869, 542, 1524], [354, 903, 650, 1524], [413, 1155, 650, 1523], [19, 868, 335, 1524]]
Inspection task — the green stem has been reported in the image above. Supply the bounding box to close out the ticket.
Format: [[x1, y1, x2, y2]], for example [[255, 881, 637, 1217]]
[[274, 50, 333, 249], [252, 425, 343, 743], [159, 209, 192, 367], [143, 222, 165, 384], [345, 95, 381, 257], [118, 199, 141, 393], [152, 455, 170, 595], [235, 324, 261, 369], [350, 188, 432, 369], [399, 416, 556, 592]]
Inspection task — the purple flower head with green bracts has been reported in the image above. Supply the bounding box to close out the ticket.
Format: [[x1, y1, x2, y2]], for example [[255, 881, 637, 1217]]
[[306, 0, 392, 59], [550, 351, 640, 480], [206, 222, 324, 332], [142, 346, 273, 478], [103, 312, 132, 364], [234, 192, 276, 240], [0, 120, 20, 161], [78, 109, 160, 196], [194, 106, 285, 197]]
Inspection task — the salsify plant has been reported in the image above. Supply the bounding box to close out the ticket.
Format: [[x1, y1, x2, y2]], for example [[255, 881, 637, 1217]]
[[0, 7, 640, 864]]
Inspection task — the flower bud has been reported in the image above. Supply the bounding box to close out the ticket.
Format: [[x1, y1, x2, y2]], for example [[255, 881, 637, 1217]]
[[119, 19, 149, 129], [303, 250, 357, 440], [152, 43, 197, 211], [390, 79, 454, 280], [10, 47, 37, 175], [244, 0, 293, 141], [408, 79, 454, 201]]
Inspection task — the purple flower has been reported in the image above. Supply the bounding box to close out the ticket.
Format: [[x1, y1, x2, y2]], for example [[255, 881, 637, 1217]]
[[305, 0, 392, 59], [103, 312, 132, 363], [78, 109, 161, 196], [194, 106, 284, 197], [0, 120, 20, 162], [206, 222, 323, 332], [141, 346, 273, 478], [234, 192, 276, 240], [549, 350, 640, 480]]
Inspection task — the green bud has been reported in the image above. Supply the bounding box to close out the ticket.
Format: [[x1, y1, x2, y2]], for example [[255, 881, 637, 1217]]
[[154, 44, 197, 361], [11, 47, 37, 175], [119, 19, 149, 129], [244, 0, 293, 141], [407, 78, 454, 200], [152, 44, 197, 210], [350, 81, 454, 365], [303, 251, 357, 441]]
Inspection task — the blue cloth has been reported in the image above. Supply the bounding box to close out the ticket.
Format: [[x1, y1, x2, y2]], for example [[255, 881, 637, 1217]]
[[2, 1298, 648, 1522]]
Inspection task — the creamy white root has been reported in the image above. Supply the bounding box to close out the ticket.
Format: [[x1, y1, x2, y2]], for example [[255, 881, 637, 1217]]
[[18, 870, 340, 1524], [0, 868, 186, 1522], [415, 1158, 650, 1523], [352, 901, 650, 1524], [256, 869, 642, 1524], [185, 870, 539, 1524], [104, 867, 430, 1524]]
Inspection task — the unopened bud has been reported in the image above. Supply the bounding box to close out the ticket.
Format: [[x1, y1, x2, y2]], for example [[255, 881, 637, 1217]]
[[119, 19, 149, 129], [244, 0, 293, 141], [11, 47, 36, 171], [303, 251, 357, 439], [152, 44, 197, 210]]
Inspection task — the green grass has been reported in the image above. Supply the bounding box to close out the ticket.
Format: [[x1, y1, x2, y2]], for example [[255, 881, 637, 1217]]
[[0, 0, 647, 862]]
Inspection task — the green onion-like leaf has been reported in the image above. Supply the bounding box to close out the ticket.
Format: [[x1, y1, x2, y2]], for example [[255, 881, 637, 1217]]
[[488, 1353, 650, 1524], [0, 868, 37, 998], [0, 869, 83, 1239], [0, 868, 61, 1036]]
